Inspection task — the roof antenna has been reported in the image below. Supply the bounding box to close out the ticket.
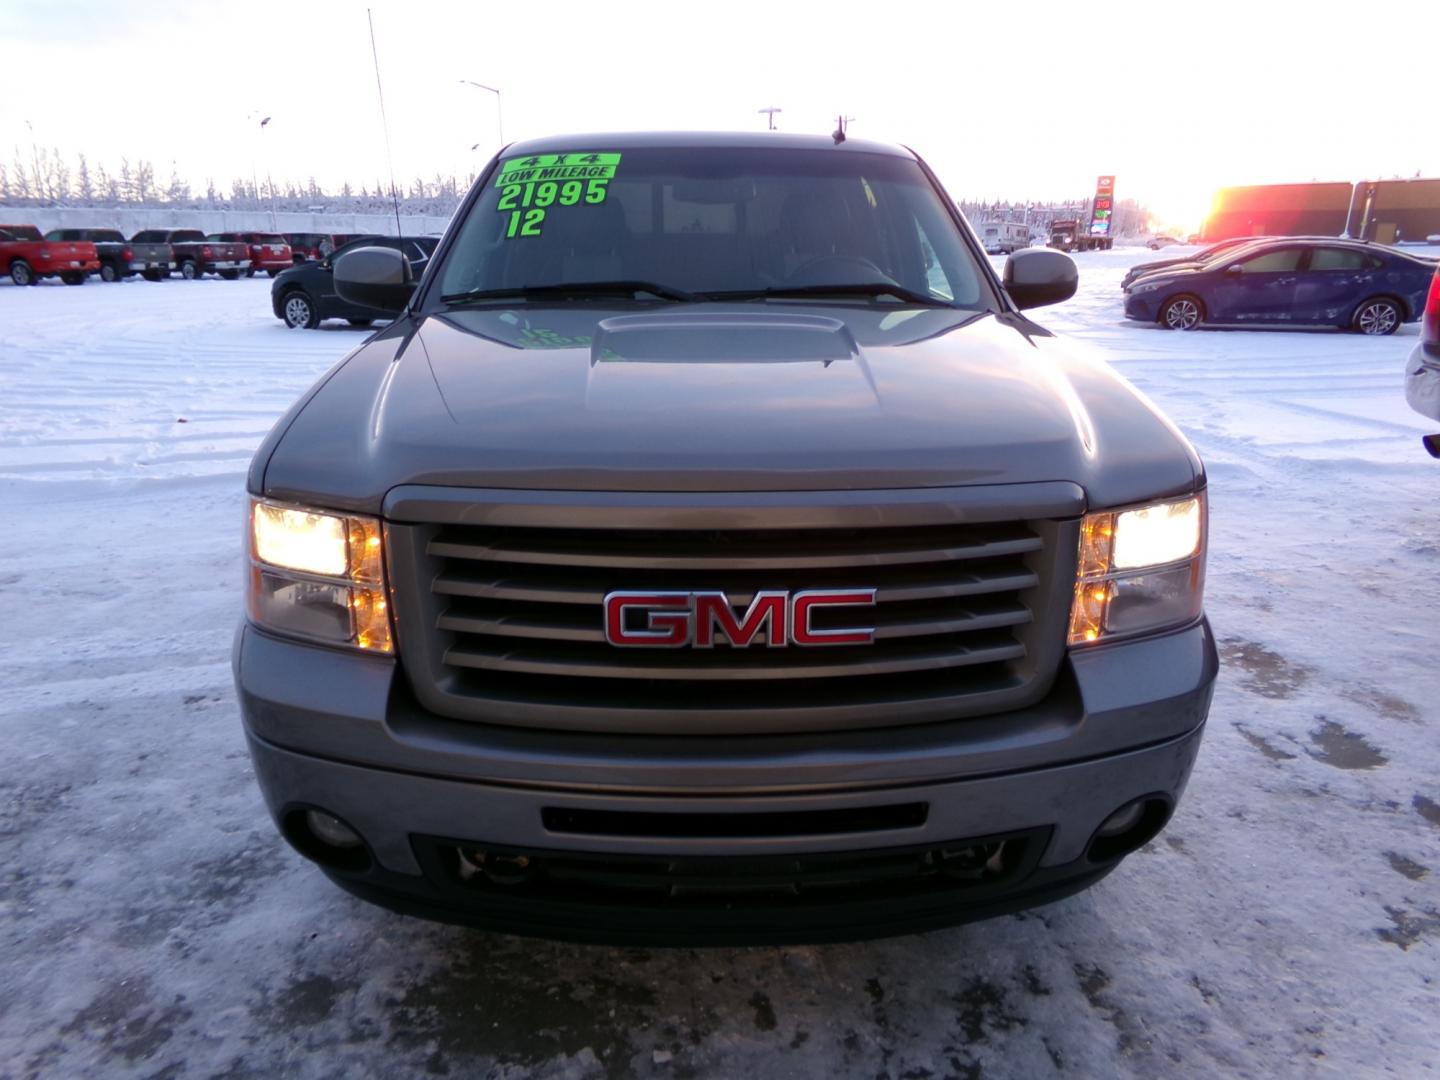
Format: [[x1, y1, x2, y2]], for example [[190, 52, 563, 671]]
[[832, 114, 847, 144], [367, 8, 404, 240]]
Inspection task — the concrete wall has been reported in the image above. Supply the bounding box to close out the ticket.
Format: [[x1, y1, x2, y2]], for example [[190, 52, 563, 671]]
[[9, 206, 454, 237]]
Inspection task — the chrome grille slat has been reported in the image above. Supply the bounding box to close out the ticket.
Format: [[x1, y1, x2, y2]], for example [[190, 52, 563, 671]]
[[443, 638, 1028, 680]]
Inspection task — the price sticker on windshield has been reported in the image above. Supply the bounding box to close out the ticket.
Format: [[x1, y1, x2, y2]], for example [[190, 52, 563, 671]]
[[495, 152, 621, 238]]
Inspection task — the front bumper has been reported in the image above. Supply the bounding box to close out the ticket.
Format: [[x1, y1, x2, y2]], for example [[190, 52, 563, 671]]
[[234, 618, 1216, 943], [1405, 342, 1440, 424], [1124, 292, 1160, 321]]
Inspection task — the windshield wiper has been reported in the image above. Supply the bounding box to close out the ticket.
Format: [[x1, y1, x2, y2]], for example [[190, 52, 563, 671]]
[[696, 283, 953, 306], [442, 281, 697, 304]]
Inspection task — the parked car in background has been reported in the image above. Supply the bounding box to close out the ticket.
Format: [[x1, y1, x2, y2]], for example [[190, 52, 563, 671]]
[[1122, 236, 1272, 290], [0, 224, 100, 285], [130, 229, 250, 280], [283, 233, 360, 263], [1124, 238, 1437, 333], [269, 235, 435, 328], [1146, 235, 1181, 250], [207, 232, 293, 277], [1404, 266, 1440, 457], [43, 228, 171, 282]]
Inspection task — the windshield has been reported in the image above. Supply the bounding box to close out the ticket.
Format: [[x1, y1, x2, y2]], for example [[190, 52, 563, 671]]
[[438, 147, 986, 307]]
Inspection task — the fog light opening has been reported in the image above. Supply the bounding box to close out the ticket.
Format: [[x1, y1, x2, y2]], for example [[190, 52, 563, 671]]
[[283, 806, 373, 873], [458, 848, 536, 887], [1086, 797, 1171, 863]]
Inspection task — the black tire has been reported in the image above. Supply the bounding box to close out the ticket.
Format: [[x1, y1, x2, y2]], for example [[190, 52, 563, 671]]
[[99, 261, 120, 283], [179, 259, 200, 280], [219, 269, 240, 281], [60, 271, 86, 286], [281, 289, 320, 329], [346, 318, 374, 327], [245, 267, 256, 278], [267, 269, 281, 278], [10, 259, 35, 286], [1351, 296, 1401, 336], [141, 269, 164, 282], [1160, 294, 1204, 331]]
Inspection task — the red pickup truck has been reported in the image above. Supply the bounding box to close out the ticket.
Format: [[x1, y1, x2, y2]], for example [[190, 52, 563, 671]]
[[0, 224, 101, 285], [131, 229, 251, 280], [207, 232, 293, 277]]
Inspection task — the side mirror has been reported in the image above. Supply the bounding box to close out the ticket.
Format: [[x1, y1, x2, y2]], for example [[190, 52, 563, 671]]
[[1223, 264, 1243, 275], [1003, 248, 1078, 310], [334, 246, 415, 312]]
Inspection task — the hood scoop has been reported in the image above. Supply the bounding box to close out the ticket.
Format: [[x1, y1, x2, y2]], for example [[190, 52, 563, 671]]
[[590, 311, 859, 366]]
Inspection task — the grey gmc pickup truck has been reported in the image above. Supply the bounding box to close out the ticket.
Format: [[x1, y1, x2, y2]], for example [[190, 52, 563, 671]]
[[235, 132, 1216, 944]]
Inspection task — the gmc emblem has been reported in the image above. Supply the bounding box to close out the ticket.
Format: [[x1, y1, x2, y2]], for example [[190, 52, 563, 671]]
[[603, 589, 877, 648]]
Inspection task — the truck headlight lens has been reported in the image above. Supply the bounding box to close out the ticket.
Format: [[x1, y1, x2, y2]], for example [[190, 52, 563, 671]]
[[1068, 493, 1206, 646], [247, 498, 392, 653]]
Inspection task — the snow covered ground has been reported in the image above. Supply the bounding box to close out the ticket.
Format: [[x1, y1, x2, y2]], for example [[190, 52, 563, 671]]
[[1, 251, 1438, 1078]]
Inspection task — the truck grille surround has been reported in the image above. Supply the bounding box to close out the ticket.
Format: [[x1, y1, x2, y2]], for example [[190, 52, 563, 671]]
[[385, 494, 1078, 735]]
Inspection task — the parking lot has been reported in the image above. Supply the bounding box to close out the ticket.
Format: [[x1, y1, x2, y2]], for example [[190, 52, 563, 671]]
[[2, 251, 1438, 1078]]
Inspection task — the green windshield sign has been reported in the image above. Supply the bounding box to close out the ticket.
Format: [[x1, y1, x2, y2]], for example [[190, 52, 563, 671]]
[[495, 152, 621, 239]]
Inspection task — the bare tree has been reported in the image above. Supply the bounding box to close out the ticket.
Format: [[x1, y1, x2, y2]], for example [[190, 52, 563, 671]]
[[165, 166, 191, 204], [46, 148, 71, 202], [96, 164, 119, 203], [75, 154, 94, 201], [10, 150, 32, 199]]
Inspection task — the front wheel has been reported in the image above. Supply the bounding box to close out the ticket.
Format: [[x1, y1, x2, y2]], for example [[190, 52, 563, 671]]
[[60, 271, 87, 286], [10, 259, 35, 286], [1161, 295, 1204, 330], [141, 269, 165, 282], [346, 318, 374, 328], [179, 260, 199, 280], [267, 269, 281, 278], [219, 269, 240, 280], [282, 290, 320, 329], [1352, 297, 1401, 335]]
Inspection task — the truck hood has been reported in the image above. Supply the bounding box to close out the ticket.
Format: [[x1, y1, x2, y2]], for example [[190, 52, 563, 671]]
[[260, 304, 1203, 512]]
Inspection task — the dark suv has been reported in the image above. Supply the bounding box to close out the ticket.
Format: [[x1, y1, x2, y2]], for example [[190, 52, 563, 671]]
[[235, 133, 1215, 944], [269, 236, 437, 328]]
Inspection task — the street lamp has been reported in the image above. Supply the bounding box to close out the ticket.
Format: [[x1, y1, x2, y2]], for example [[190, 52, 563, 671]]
[[758, 106, 781, 131], [460, 80, 504, 151], [259, 115, 278, 230]]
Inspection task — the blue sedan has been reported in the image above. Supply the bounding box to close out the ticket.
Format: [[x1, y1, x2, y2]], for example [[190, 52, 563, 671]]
[[1123, 239, 1436, 334]]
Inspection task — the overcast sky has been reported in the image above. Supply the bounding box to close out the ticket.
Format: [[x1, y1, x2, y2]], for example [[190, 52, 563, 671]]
[[3, 0, 1438, 230]]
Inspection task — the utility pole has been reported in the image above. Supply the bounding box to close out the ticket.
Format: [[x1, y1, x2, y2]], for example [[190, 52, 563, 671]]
[[758, 106, 782, 131]]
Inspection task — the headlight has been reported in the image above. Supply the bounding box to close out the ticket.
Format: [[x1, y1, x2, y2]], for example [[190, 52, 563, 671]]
[[246, 498, 393, 653], [1068, 493, 1206, 646], [1131, 280, 1165, 294]]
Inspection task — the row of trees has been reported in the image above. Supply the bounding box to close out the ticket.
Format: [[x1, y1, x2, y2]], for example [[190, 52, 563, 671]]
[[0, 146, 472, 216]]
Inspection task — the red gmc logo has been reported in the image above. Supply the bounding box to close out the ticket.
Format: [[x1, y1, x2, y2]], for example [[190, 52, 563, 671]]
[[603, 590, 877, 648]]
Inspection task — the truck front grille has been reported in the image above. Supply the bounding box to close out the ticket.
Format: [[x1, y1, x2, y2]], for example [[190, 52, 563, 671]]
[[386, 497, 1076, 734]]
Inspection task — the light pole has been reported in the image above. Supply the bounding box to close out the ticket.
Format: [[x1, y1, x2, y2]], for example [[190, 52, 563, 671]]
[[758, 106, 781, 131], [259, 115, 278, 230], [460, 80, 504, 152]]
